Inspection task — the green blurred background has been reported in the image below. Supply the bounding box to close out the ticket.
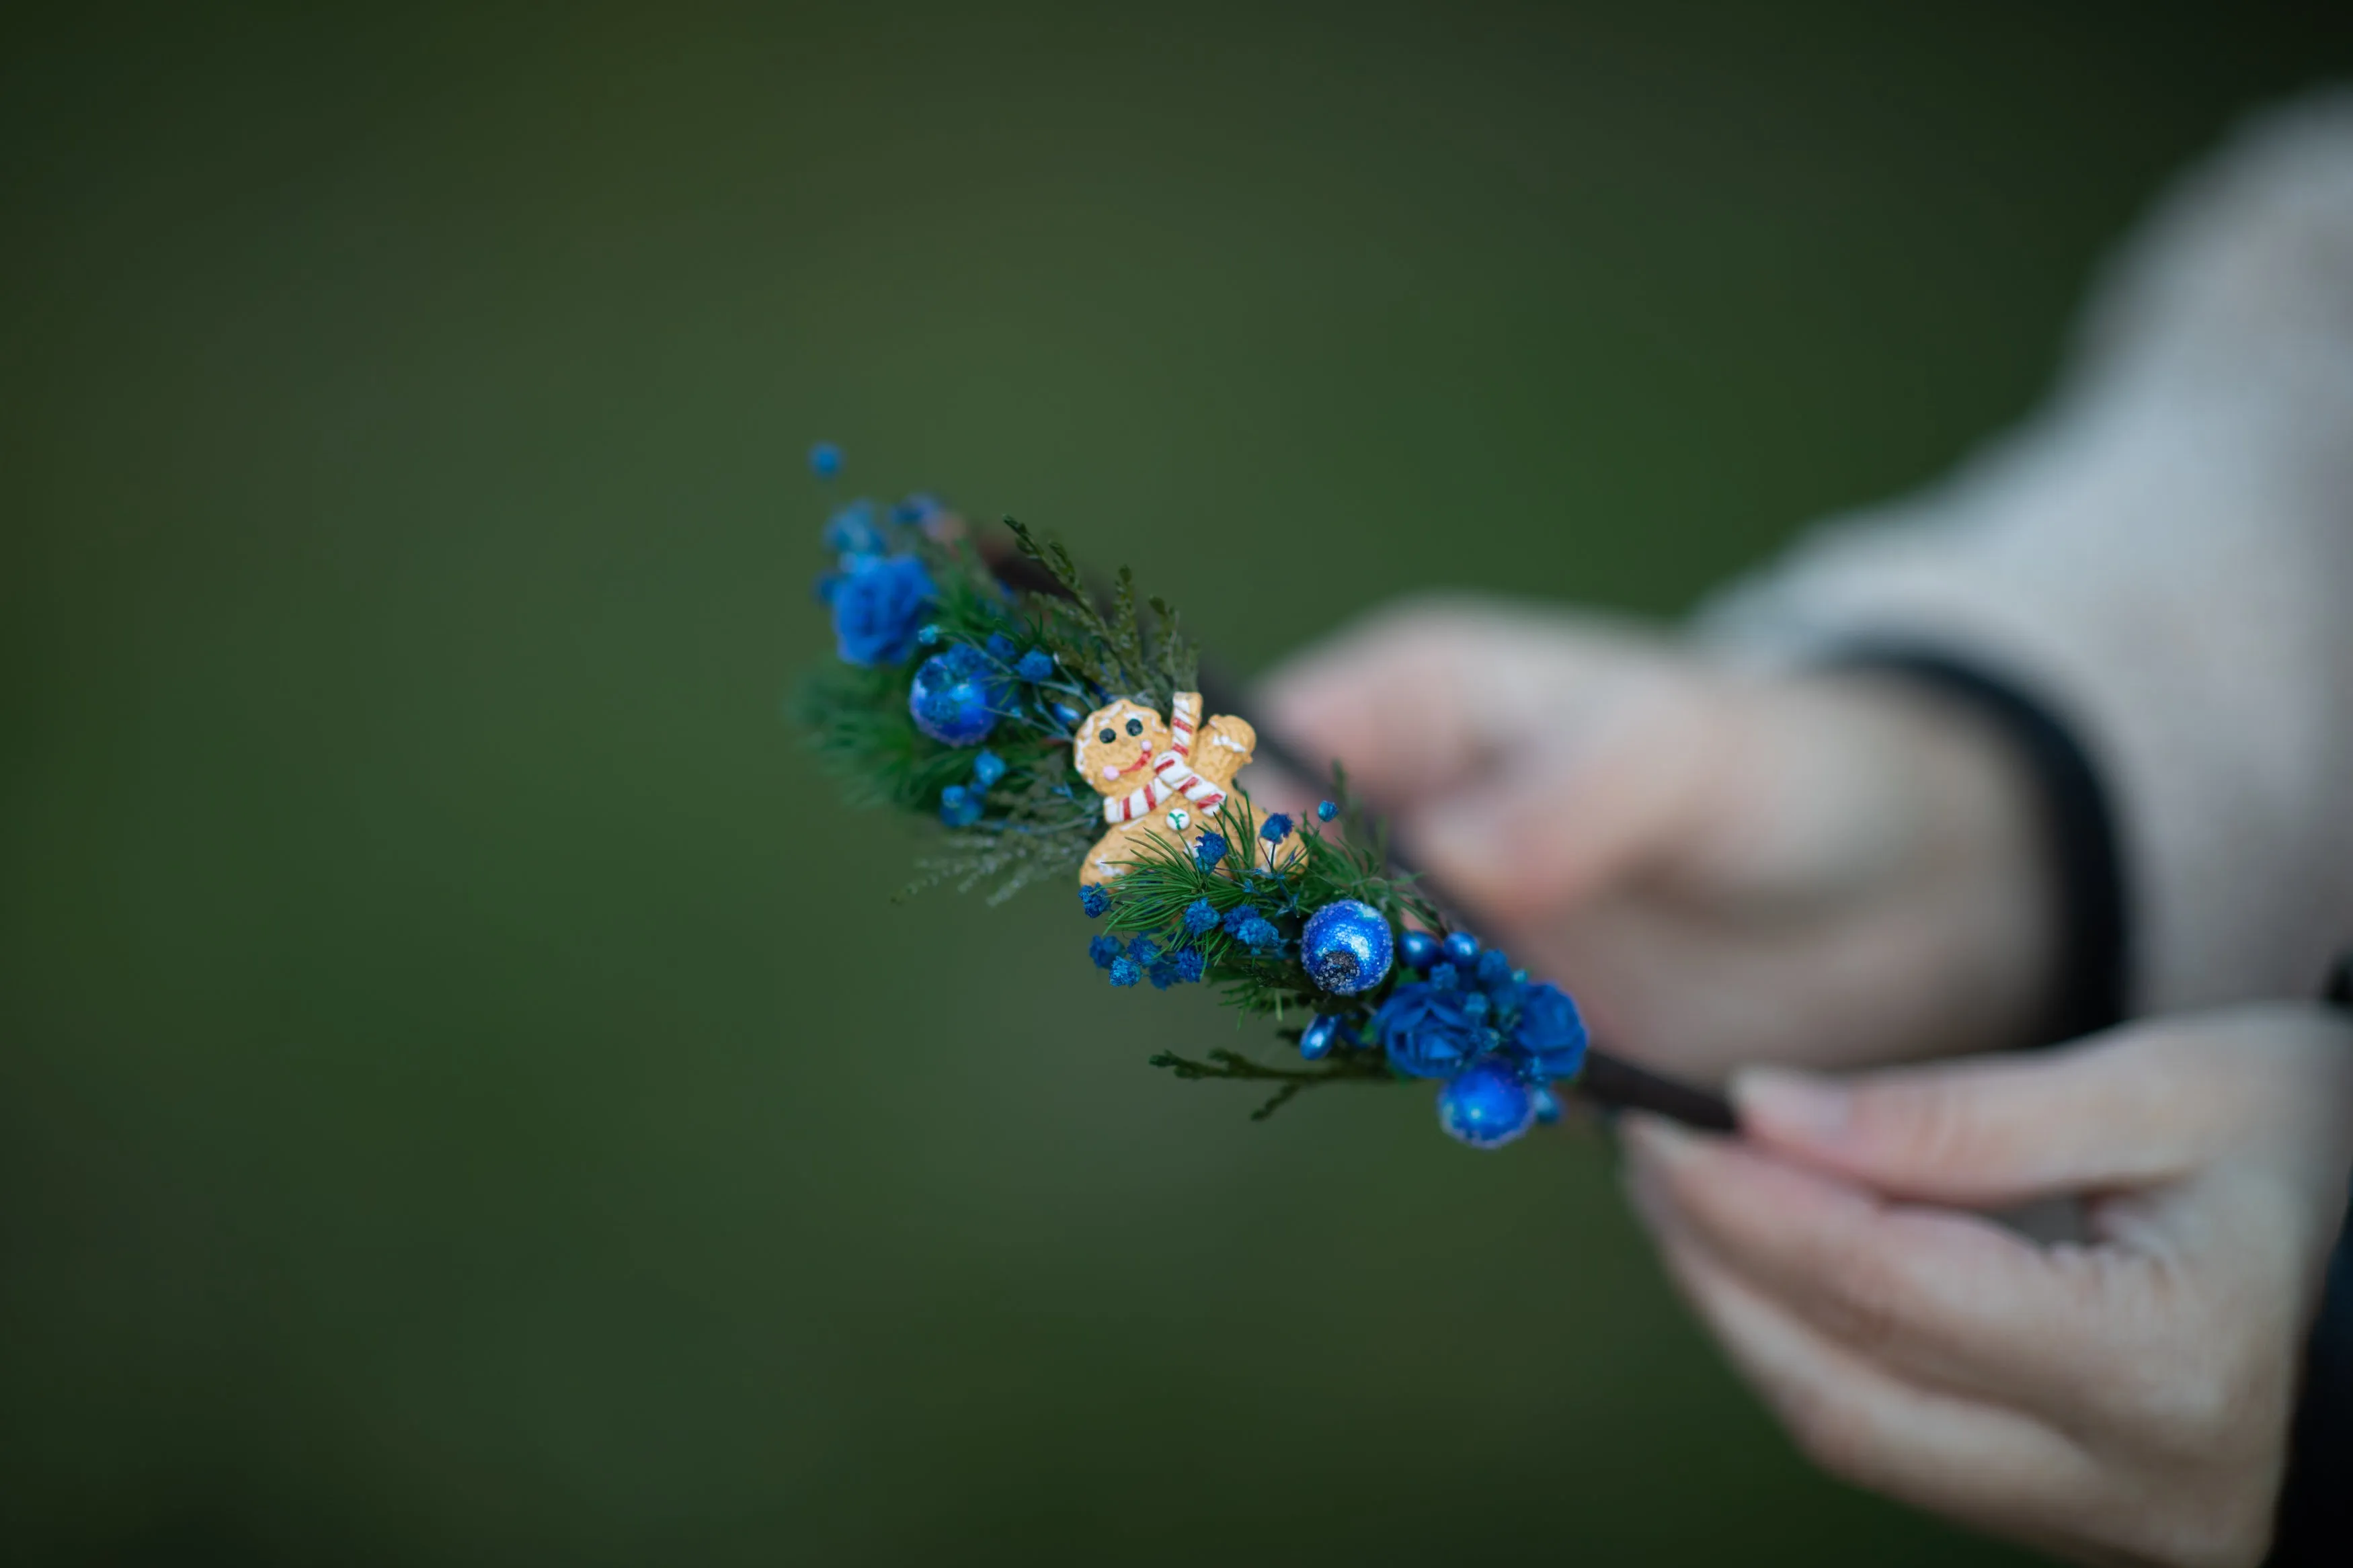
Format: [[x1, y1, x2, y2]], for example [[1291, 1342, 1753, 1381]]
[[5, 4, 2348, 1563]]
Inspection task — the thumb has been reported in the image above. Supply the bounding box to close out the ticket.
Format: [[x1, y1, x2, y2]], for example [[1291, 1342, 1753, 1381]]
[[1730, 1030, 2234, 1207], [1259, 599, 1667, 811]]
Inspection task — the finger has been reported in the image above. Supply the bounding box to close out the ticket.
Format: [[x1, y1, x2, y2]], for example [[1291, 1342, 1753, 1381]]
[[1644, 1216, 2096, 1544], [1400, 698, 1716, 923], [1228, 757, 1324, 820], [1623, 1116, 2120, 1414], [1730, 1028, 2252, 1206], [1257, 597, 1663, 808]]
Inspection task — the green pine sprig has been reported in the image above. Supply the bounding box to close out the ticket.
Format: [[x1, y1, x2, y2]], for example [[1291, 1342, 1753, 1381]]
[[801, 513, 1433, 1116], [1004, 518, 1196, 712]]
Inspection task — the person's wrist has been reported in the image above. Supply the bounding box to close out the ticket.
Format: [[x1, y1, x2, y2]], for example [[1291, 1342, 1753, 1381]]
[[1808, 668, 2068, 1059], [1812, 647, 2126, 1053]]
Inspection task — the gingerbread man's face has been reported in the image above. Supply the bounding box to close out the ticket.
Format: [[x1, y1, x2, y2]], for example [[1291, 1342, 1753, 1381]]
[[1074, 699, 1172, 797]]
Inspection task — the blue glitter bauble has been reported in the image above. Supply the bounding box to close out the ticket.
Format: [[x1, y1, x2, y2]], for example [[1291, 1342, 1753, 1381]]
[[1441, 930, 1481, 967], [1399, 929, 1441, 971], [1437, 1058, 1537, 1148], [1300, 900, 1394, 996], [908, 645, 1005, 745], [1299, 1014, 1343, 1061]]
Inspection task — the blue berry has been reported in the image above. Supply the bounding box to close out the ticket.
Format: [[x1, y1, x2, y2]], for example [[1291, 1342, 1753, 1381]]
[[1399, 929, 1441, 971], [1437, 1057, 1538, 1148], [971, 749, 1006, 789], [1442, 931, 1481, 967], [1316, 799, 1338, 821], [938, 784, 982, 827], [1299, 1014, 1342, 1061]]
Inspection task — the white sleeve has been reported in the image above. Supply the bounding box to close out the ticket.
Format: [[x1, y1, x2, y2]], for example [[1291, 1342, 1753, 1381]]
[[1700, 91, 2353, 1015]]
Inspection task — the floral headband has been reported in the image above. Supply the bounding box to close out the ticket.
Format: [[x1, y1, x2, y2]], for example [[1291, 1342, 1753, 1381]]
[[799, 444, 1732, 1145]]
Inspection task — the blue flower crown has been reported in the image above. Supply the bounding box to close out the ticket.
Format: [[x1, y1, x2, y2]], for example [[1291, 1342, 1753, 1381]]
[[796, 445, 1730, 1146]]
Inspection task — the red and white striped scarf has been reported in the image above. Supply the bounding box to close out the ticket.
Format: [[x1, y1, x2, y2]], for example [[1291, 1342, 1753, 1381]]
[[1101, 693, 1228, 824]]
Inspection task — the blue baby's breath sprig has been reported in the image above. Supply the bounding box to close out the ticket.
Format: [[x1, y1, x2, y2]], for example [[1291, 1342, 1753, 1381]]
[[793, 454, 1611, 1143]]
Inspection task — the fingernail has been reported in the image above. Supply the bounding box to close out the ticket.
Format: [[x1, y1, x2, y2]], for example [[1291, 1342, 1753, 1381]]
[[1732, 1067, 1850, 1145], [1622, 1112, 1699, 1165]]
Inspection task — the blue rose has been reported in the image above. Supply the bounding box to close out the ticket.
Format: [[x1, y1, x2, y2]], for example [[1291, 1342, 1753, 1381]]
[[1511, 982, 1588, 1081], [825, 554, 936, 667], [1374, 981, 1491, 1079]]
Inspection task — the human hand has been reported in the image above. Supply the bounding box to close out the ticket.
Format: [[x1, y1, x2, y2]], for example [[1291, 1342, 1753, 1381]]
[[1623, 1006, 2353, 1566], [1260, 598, 2060, 1077]]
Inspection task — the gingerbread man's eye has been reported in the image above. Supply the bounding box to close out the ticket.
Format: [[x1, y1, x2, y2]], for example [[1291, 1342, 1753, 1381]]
[[1125, 718, 1143, 737], [1098, 727, 1117, 745]]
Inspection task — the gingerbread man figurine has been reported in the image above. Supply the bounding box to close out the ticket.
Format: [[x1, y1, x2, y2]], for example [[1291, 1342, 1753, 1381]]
[[1074, 691, 1300, 886]]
